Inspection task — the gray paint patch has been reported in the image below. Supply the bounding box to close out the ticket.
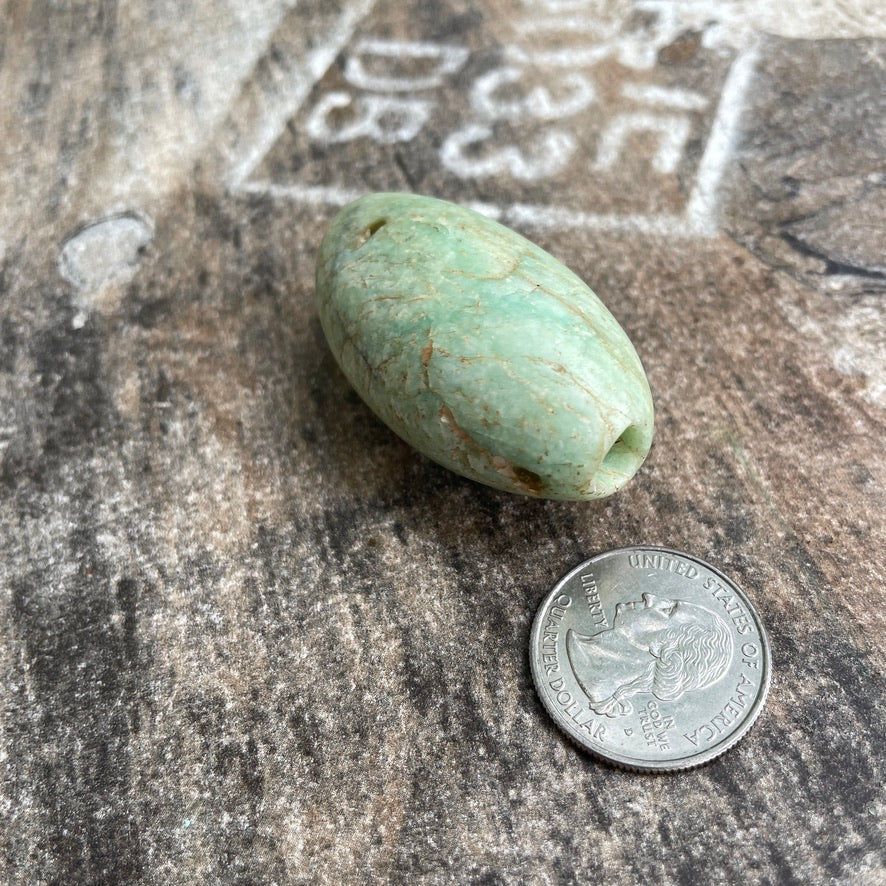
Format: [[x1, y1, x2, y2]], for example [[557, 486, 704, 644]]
[[59, 214, 153, 295]]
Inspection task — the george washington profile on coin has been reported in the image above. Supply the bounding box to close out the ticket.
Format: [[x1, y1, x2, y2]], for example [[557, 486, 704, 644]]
[[566, 592, 734, 718], [532, 548, 771, 770]]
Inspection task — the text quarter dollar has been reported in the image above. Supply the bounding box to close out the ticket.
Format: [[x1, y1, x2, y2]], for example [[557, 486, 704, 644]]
[[530, 546, 771, 771]]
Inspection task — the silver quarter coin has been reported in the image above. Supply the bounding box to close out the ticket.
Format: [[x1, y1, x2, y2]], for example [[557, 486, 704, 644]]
[[530, 546, 771, 771]]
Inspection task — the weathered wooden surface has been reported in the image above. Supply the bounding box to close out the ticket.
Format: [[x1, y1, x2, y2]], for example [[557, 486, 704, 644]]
[[1, 2, 884, 884]]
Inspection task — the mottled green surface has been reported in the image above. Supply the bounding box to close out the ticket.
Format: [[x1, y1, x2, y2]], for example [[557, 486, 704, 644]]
[[316, 194, 654, 500]]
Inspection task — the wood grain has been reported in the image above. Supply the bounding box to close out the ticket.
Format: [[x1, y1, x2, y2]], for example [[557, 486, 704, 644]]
[[1, 2, 883, 883]]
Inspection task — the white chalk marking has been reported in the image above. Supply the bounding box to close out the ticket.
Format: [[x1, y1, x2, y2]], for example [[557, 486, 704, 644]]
[[621, 83, 709, 110], [344, 38, 469, 92], [464, 200, 503, 220], [503, 203, 690, 236], [237, 181, 365, 207], [527, 0, 594, 12], [614, 0, 681, 70], [504, 44, 612, 68], [685, 43, 759, 235], [306, 92, 432, 144], [226, 0, 376, 187], [240, 42, 758, 239], [233, 9, 760, 240], [237, 181, 700, 236], [515, 16, 613, 37], [471, 66, 596, 120], [440, 124, 576, 181], [593, 112, 691, 174]]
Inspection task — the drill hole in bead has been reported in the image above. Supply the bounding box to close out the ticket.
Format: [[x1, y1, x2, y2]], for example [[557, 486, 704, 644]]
[[601, 426, 645, 471], [592, 425, 649, 496], [356, 219, 387, 248]]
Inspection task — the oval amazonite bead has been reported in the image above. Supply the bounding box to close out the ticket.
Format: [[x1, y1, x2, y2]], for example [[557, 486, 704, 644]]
[[315, 193, 653, 500]]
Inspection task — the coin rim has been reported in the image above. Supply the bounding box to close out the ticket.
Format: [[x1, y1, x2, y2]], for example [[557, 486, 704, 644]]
[[530, 545, 772, 772]]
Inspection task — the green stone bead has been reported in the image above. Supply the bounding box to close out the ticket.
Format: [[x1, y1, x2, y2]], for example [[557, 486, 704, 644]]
[[315, 193, 653, 500]]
